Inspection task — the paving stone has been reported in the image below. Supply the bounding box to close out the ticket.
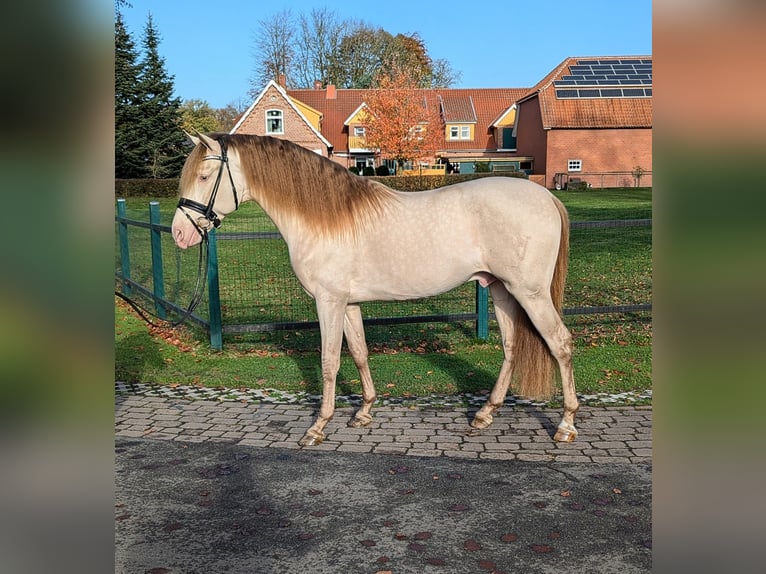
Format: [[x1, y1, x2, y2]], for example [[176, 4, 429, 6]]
[[114, 384, 652, 464], [336, 444, 374, 453], [516, 453, 554, 462], [632, 448, 653, 457]]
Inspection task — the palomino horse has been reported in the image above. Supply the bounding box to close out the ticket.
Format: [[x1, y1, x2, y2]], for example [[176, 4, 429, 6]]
[[172, 133, 579, 446]]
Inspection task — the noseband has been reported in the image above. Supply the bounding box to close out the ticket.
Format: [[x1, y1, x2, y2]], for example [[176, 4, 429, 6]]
[[177, 138, 239, 237]]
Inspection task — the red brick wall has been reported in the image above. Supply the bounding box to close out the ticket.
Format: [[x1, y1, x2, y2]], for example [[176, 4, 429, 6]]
[[546, 128, 652, 188], [232, 85, 329, 157], [515, 98, 548, 174]]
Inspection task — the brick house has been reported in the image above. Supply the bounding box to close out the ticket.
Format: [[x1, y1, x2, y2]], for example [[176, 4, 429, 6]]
[[230, 55, 652, 188], [515, 55, 653, 189]]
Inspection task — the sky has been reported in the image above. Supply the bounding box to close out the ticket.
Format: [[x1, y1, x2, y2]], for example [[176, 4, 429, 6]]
[[119, 0, 652, 110]]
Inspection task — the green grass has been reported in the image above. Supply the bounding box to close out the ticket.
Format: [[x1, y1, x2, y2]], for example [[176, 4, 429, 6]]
[[115, 187, 652, 402]]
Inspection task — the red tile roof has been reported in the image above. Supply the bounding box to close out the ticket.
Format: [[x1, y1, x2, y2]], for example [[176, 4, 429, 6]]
[[278, 55, 651, 152], [439, 93, 477, 123], [286, 88, 368, 152], [287, 87, 528, 153], [519, 55, 653, 129]]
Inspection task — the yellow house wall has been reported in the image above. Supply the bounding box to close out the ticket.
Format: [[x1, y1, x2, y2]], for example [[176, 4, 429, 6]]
[[290, 98, 322, 131], [346, 107, 371, 150], [495, 107, 516, 126]]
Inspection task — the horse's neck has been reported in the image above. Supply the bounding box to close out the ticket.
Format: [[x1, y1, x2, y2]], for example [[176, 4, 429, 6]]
[[245, 191, 302, 246]]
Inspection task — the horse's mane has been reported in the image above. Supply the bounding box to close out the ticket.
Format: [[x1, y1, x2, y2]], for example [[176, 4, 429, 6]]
[[203, 134, 397, 239]]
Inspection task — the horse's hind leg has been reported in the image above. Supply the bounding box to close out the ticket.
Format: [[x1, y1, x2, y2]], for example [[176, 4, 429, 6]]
[[343, 304, 376, 427], [516, 293, 579, 442], [472, 283, 518, 429]]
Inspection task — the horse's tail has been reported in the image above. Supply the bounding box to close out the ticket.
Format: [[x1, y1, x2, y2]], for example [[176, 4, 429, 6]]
[[512, 195, 569, 400]]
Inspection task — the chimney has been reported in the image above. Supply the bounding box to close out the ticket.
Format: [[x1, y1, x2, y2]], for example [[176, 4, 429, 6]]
[[278, 74, 286, 87], [313, 80, 322, 90], [326, 84, 336, 99]]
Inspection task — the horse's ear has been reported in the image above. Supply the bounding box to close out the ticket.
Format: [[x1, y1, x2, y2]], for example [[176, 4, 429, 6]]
[[184, 130, 200, 146], [197, 132, 220, 152]]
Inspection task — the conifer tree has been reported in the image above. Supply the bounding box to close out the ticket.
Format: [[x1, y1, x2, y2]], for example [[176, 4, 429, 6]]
[[114, 10, 146, 178], [136, 14, 187, 178]]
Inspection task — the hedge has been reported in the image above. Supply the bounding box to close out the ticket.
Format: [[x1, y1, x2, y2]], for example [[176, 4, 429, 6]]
[[115, 179, 180, 198], [114, 171, 528, 198]]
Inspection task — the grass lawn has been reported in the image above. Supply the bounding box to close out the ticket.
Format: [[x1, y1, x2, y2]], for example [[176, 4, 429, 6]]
[[115, 187, 652, 403]]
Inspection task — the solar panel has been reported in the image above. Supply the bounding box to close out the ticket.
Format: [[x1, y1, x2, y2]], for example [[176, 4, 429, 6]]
[[554, 58, 651, 99]]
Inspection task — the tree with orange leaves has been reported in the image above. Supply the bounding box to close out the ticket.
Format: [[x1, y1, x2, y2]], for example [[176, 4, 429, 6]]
[[361, 68, 443, 173]]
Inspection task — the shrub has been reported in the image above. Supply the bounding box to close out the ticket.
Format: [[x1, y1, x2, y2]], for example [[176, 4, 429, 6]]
[[362, 166, 376, 176], [473, 161, 491, 173], [115, 178, 179, 197], [349, 166, 360, 175], [375, 165, 390, 176], [567, 180, 589, 191]]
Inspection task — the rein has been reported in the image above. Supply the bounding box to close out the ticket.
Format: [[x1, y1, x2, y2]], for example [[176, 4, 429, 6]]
[[116, 138, 240, 329], [115, 232, 209, 328]]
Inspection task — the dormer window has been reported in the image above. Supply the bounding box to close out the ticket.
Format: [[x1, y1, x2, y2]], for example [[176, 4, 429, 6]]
[[354, 126, 366, 137], [449, 125, 471, 140], [266, 109, 284, 134]]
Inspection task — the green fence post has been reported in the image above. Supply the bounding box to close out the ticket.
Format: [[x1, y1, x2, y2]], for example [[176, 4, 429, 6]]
[[116, 198, 132, 296], [475, 282, 489, 340], [206, 228, 223, 350], [149, 201, 166, 319]]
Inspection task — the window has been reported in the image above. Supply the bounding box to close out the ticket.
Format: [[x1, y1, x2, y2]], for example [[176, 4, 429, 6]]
[[353, 126, 365, 137], [266, 109, 283, 134], [568, 159, 582, 172], [448, 125, 471, 140]]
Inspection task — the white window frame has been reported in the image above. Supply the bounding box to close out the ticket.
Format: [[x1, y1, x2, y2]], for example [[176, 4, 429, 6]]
[[265, 109, 284, 135], [568, 159, 582, 172], [449, 125, 471, 140], [354, 126, 365, 137]]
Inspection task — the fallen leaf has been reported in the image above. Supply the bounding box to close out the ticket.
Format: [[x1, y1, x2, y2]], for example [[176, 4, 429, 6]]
[[464, 540, 481, 551]]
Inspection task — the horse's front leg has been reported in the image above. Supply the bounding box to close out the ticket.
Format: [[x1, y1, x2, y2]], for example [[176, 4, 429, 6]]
[[343, 304, 376, 428], [299, 296, 346, 447]]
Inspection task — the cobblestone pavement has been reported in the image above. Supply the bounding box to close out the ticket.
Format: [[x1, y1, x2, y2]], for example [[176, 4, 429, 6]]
[[115, 385, 652, 464]]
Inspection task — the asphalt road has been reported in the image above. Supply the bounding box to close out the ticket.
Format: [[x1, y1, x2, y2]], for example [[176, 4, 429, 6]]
[[115, 438, 651, 573]]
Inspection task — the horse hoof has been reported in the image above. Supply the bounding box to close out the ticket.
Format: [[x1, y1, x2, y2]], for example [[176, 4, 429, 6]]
[[553, 423, 578, 442], [298, 432, 324, 447], [348, 414, 372, 428], [470, 413, 493, 429]]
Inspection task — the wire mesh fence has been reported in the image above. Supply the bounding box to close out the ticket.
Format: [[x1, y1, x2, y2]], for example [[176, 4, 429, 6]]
[[116, 200, 651, 349]]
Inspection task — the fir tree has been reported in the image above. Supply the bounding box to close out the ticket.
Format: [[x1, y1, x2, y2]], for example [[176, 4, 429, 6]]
[[115, 10, 146, 178], [136, 14, 187, 178]]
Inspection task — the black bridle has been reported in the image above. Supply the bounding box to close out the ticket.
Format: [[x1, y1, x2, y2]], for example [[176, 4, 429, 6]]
[[115, 138, 241, 328], [176, 138, 240, 238]]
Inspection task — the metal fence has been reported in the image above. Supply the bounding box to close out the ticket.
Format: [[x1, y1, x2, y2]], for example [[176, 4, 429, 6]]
[[553, 171, 653, 190], [115, 199, 651, 350]]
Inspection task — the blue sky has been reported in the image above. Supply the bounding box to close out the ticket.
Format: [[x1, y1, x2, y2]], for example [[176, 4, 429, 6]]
[[119, 0, 652, 109]]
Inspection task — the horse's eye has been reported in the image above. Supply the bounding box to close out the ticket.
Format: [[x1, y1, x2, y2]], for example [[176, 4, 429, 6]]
[[200, 174, 209, 181]]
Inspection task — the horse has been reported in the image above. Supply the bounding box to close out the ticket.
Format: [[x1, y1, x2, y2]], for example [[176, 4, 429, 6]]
[[171, 132, 579, 447]]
